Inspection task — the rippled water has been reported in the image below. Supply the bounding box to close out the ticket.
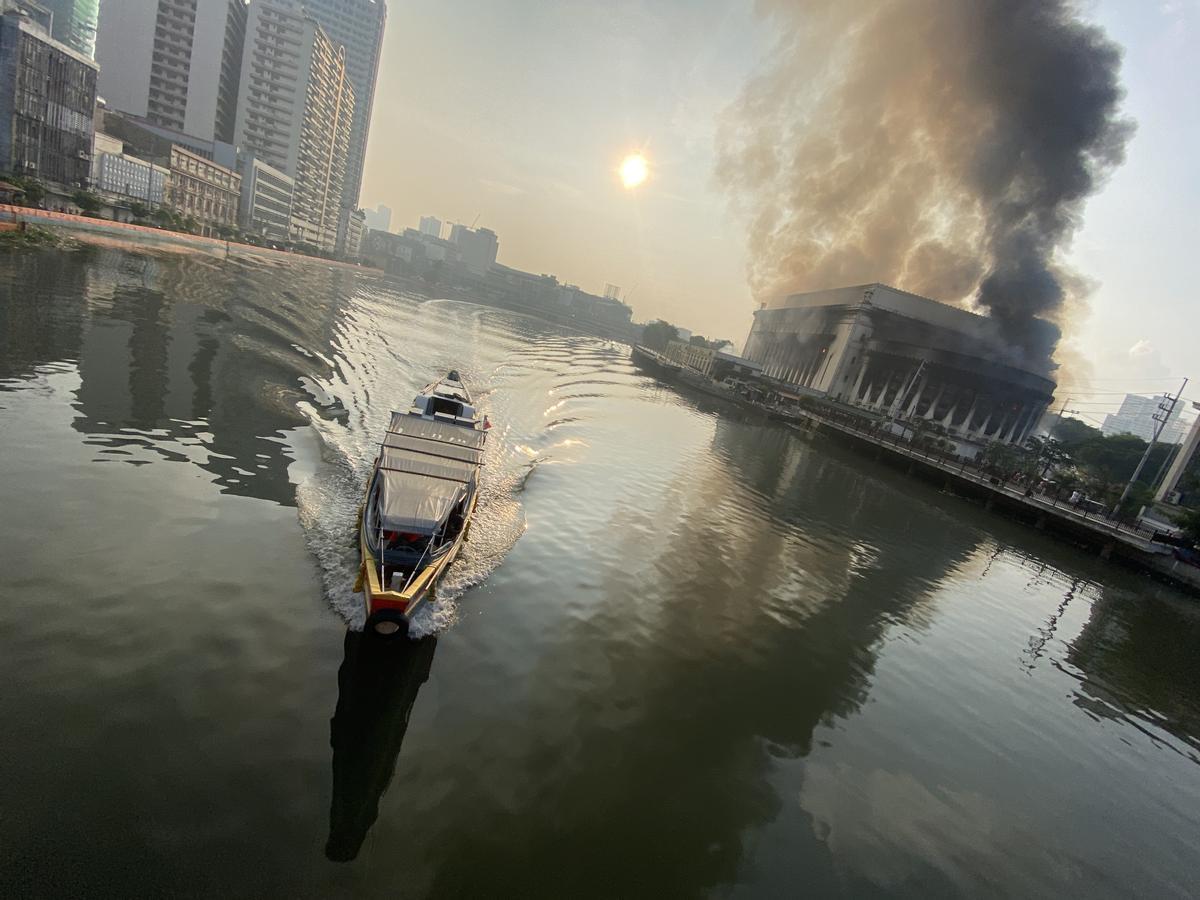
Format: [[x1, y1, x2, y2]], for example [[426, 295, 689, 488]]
[[2, 245, 1199, 898]]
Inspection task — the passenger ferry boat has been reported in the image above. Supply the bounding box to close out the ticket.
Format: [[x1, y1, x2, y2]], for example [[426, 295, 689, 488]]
[[358, 372, 488, 636]]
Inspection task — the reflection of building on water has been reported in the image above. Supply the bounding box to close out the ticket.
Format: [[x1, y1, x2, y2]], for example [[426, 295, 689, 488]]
[[470, 417, 987, 894], [0, 250, 88, 381], [2, 248, 372, 505], [1066, 592, 1200, 755], [327, 631, 437, 862]]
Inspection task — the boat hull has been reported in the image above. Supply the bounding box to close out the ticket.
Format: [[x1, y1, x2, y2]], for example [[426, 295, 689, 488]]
[[358, 484, 479, 635]]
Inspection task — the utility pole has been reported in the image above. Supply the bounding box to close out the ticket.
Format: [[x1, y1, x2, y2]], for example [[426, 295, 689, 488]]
[[1115, 377, 1188, 517]]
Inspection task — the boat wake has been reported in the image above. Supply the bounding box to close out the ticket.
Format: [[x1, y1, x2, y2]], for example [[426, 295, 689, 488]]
[[290, 290, 542, 636]]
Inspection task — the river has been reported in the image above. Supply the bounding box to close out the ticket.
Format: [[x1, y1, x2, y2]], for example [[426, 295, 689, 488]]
[[1, 244, 1198, 898]]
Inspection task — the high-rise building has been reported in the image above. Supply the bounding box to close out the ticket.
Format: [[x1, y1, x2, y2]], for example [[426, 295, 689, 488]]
[[1101, 394, 1186, 444], [31, 0, 97, 58], [94, 0, 247, 144], [448, 223, 498, 274], [296, 0, 385, 236], [418, 215, 441, 238], [235, 0, 354, 251], [0, 6, 98, 187], [362, 203, 390, 231]]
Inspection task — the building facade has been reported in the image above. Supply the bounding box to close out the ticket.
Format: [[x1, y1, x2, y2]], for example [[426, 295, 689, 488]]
[[743, 284, 1056, 446], [0, 7, 97, 187], [94, 0, 247, 144], [235, 0, 353, 251], [1101, 394, 1186, 444], [237, 153, 293, 240], [341, 207, 365, 257], [35, 0, 97, 58], [165, 144, 240, 235], [418, 214, 441, 238], [449, 223, 498, 274], [92, 131, 167, 205], [296, 0, 385, 237], [362, 202, 390, 232]]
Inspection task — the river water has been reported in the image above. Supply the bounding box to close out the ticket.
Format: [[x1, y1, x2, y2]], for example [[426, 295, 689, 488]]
[[1, 244, 1199, 898]]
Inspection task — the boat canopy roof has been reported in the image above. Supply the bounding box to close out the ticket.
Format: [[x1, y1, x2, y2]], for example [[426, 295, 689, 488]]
[[373, 408, 485, 535], [377, 470, 464, 534], [382, 432, 483, 464], [380, 446, 476, 484], [388, 412, 487, 450]]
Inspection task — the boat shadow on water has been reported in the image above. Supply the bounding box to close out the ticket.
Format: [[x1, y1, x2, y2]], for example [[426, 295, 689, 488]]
[[325, 630, 438, 863]]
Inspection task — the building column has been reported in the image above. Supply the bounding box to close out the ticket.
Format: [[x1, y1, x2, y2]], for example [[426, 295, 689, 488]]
[[962, 395, 979, 433], [1002, 405, 1025, 444], [975, 406, 994, 439], [850, 362, 868, 404], [873, 377, 891, 411], [905, 378, 927, 418], [941, 403, 957, 430], [922, 383, 946, 420]]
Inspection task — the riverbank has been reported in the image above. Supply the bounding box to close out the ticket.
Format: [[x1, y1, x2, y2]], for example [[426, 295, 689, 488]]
[[635, 346, 1200, 595], [0, 204, 377, 273]]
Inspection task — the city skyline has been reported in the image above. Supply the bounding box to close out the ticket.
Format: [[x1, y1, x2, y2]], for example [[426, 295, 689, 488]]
[[357, 0, 1198, 414]]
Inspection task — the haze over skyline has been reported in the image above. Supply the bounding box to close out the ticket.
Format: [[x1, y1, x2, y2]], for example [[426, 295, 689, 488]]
[[359, 0, 1198, 416]]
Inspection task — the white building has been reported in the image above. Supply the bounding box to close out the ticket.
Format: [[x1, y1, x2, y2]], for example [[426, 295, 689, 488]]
[[743, 283, 1057, 446], [235, 0, 354, 252], [363, 203, 391, 232], [1101, 394, 1186, 444], [238, 154, 294, 240], [95, 0, 247, 144], [91, 132, 168, 205], [418, 215, 442, 238]]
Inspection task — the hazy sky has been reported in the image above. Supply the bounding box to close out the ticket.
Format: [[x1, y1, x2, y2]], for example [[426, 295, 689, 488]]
[[360, 0, 1198, 419]]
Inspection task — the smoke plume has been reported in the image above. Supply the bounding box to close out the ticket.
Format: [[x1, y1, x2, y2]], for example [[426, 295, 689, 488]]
[[717, 0, 1133, 366]]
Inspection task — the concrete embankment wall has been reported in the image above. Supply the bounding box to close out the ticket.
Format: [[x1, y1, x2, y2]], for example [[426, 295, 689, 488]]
[[782, 408, 1200, 596]]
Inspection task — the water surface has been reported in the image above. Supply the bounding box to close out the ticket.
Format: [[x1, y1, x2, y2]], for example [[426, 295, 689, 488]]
[[1, 245, 1198, 898]]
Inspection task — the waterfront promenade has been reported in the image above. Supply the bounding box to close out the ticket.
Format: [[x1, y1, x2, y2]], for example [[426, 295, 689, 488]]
[[0, 204, 376, 273]]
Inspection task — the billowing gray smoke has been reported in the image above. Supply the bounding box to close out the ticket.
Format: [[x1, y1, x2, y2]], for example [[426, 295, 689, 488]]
[[717, 0, 1133, 369]]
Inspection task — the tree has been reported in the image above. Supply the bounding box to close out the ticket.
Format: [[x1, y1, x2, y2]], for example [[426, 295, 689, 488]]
[[641, 320, 678, 351], [129, 201, 148, 219], [7, 175, 45, 206], [1051, 416, 1102, 450], [1174, 507, 1200, 545], [72, 189, 101, 213], [689, 334, 708, 346], [982, 441, 1022, 476]]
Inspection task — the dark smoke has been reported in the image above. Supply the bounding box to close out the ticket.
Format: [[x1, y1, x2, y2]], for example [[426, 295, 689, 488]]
[[717, 0, 1133, 367]]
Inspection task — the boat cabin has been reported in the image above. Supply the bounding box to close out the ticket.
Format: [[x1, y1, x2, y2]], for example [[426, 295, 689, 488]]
[[408, 371, 477, 424]]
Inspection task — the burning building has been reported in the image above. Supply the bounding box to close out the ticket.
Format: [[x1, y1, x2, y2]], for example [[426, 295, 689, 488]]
[[743, 283, 1056, 446]]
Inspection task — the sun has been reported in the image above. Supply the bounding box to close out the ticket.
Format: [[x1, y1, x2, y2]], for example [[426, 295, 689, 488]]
[[619, 153, 649, 189]]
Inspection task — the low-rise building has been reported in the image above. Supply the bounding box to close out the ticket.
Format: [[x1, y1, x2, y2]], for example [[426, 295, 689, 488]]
[[91, 131, 168, 206], [165, 144, 241, 236], [362, 227, 462, 273], [237, 153, 293, 241], [0, 6, 98, 189], [664, 340, 764, 382]]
